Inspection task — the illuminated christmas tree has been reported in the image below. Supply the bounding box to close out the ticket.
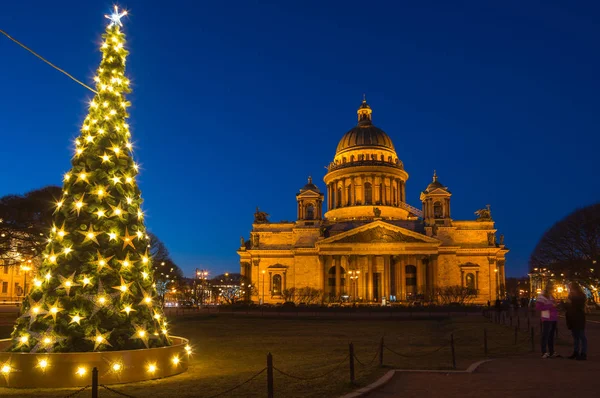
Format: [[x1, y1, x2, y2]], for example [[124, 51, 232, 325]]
[[11, 7, 169, 353]]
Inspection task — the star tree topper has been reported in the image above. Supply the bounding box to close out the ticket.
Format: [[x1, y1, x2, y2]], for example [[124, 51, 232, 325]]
[[105, 5, 128, 27]]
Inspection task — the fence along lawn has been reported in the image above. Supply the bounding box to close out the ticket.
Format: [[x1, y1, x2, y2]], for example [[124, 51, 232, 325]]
[[0, 313, 533, 398]]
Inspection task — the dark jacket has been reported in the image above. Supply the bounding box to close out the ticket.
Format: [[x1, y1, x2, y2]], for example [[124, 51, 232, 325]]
[[565, 293, 586, 330]]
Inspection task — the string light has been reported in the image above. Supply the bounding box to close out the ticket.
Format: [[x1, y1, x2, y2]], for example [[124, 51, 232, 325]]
[[37, 358, 49, 370]]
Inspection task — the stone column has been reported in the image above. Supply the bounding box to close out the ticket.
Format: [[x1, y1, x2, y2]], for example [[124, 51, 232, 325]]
[[360, 174, 365, 204], [390, 256, 396, 297], [341, 178, 346, 207], [461, 269, 465, 287], [401, 181, 406, 203], [488, 258, 496, 301], [420, 256, 429, 299], [319, 256, 327, 293], [399, 256, 405, 301], [268, 271, 272, 295], [432, 255, 438, 289], [335, 256, 341, 297], [341, 255, 349, 295], [379, 256, 386, 299], [383, 256, 390, 299], [327, 184, 331, 210], [385, 177, 390, 205], [367, 255, 373, 301]]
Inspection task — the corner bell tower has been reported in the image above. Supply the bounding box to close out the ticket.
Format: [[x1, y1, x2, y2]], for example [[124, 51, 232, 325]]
[[296, 176, 324, 222], [420, 171, 452, 226]]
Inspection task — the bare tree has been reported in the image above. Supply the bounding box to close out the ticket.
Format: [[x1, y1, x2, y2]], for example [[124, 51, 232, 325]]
[[435, 285, 477, 305], [146, 232, 184, 304], [0, 186, 62, 266], [530, 203, 600, 277]]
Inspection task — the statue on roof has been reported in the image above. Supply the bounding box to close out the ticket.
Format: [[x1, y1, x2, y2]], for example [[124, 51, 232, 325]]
[[475, 204, 492, 221], [254, 207, 270, 224], [373, 207, 382, 218]]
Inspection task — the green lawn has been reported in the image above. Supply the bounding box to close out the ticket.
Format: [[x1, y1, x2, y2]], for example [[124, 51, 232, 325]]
[[0, 313, 533, 398]]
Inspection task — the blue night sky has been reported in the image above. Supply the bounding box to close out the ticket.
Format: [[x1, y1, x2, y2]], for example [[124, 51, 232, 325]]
[[1, 1, 599, 278]]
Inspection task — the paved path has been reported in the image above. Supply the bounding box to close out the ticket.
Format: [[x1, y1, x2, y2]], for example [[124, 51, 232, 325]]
[[366, 314, 600, 397]]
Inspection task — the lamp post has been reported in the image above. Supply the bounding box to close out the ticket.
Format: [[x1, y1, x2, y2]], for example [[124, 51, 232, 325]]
[[195, 269, 209, 305], [21, 261, 32, 298], [348, 270, 360, 302], [261, 270, 266, 305]]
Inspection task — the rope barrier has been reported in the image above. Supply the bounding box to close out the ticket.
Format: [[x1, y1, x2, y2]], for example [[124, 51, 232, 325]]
[[203, 367, 267, 398], [0, 28, 97, 93], [273, 354, 350, 381], [61, 385, 90, 398], [100, 384, 138, 397], [353, 348, 379, 367], [384, 342, 450, 358]]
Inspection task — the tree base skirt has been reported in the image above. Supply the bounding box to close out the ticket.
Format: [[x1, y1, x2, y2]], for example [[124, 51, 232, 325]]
[[0, 336, 190, 388]]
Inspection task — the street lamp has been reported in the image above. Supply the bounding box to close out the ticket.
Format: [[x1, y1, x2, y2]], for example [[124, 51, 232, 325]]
[[261, 270, 266, 305], [348, 270, 360, 302], [21, 261, 32, 298]]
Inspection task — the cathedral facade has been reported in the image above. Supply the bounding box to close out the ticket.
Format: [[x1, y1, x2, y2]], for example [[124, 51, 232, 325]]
[[238, 100, 508, 304]]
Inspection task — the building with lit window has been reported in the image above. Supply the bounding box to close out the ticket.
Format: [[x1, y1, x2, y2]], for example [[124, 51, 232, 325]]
[[238, 99, 508, 304], [0, 260, 35, 305]]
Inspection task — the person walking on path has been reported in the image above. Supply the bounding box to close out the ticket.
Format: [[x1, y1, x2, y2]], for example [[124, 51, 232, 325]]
[[566, 282, 588, 361], [536, 282, 559, 358]]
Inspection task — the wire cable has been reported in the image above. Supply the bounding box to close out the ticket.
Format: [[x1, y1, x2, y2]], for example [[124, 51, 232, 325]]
[[1, 28, 97, 93]]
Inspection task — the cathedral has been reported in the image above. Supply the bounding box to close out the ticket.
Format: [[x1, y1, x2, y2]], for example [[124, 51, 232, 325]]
[[238, 99, 508, 305]]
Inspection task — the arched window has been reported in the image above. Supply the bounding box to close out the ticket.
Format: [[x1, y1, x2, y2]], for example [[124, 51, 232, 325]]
[[433, 202, 443, 218], [306, 204, 315, 220], [405, 265, 417, 297], [465, 273, 475, 291], [272, 274, 282, 295], [342, 157, 346, 164], [364, 182, 372, 205], [388, 156, 392, 163]]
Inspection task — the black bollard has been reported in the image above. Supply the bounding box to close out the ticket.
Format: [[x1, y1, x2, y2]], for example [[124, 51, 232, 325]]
[[450, 333, 456, 369], [349, 343, 355, 384], [92, 367, 98, 398], [379, 337, 384, 367]]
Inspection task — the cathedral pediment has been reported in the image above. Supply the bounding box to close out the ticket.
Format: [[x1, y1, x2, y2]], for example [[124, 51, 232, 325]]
[[320, 221, 439, 245]]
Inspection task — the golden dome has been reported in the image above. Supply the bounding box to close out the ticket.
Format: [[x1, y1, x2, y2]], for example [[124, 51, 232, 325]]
[[335, 99, 395, 154]]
